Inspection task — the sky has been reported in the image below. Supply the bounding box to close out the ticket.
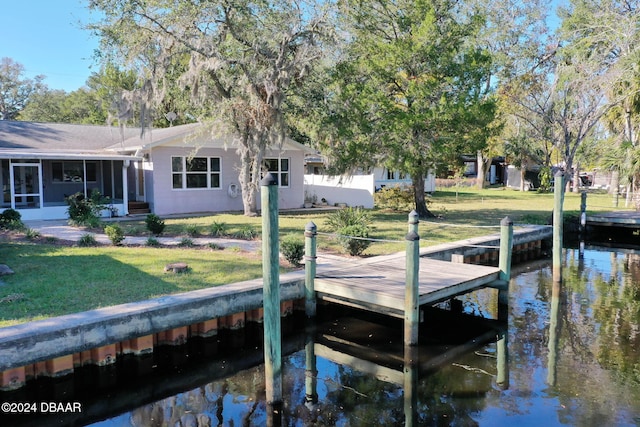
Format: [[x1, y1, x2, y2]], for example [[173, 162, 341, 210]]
[[0, 1, 566, 94], [0, 1, 100, 92]]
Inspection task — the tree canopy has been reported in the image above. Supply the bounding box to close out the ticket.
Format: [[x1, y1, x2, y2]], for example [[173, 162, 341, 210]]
[[314, 0, 497, 217], [87, 0, 336, 216], [0, 58, 46, 121]]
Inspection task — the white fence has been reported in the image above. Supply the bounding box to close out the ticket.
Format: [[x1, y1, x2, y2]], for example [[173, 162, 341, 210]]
[[303, 174, 375, 208]]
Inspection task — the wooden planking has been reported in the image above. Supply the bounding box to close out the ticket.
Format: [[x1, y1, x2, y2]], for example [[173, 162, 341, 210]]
[[315, 258, 500, 312], [587, 210, 640, 228]]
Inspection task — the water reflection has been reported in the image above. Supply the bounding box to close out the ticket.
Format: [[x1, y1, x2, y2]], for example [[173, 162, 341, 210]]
[[2, 247, 639, 426]]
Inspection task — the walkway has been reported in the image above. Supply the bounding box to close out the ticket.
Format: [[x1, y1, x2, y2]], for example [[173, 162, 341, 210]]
[[25, 219, 260, 251]]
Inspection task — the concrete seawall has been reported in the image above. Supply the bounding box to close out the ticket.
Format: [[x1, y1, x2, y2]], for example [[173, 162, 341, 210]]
[[0, 225, 551, 390]]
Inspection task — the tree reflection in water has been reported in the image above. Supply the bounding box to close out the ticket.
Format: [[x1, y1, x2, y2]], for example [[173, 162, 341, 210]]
[[26, 248, 640, 426]]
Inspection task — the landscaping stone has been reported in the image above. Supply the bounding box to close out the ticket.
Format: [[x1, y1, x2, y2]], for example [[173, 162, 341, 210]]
[[164, 262, 188, 273], [0, 264, 14, 276]]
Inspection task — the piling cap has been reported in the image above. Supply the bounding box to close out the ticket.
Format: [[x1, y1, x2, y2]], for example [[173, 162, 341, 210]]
[[260, 172, 278, 186], [408, 210, 419, 224], [305, 221, 317, 232], [501, 216, 513, 226]]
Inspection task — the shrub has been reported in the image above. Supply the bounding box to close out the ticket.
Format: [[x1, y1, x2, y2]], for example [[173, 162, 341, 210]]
[[104, 224, 125, 245], [0, 208, 23, 230], [210, 221, 228, 237], [66, 190, 107, 227], [234, 224, 258, 240], [178, 237, 194, 247], [325, 207, 372, 231], [338, 224, 371, 256], [374, 185, 416, 212], [24, 228, 40, 240], [537, 166, 553, 193], [184, 224, 199, 237], [78, 234, 98, 247], [281, 234, 304, 266], [145, 214, 165, 236], [207, 242, 223, 250], [326, 207, 373, 256], [146, 237, 160, 247]]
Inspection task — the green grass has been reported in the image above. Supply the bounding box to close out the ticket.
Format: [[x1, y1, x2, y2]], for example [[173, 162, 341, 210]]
[[0, 187, 627, 327], [0, 243, 269, 327]]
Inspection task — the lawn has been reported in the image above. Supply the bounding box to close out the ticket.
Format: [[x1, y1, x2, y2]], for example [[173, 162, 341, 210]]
[[0, 187, 627, 327]]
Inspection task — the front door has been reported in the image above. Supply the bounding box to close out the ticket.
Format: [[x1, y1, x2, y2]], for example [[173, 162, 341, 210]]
[[11, 163, 42, 210]]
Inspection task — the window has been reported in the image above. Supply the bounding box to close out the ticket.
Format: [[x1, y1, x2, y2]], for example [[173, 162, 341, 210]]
[[172, 156, 221, 189], [52, 161, 96, 183], [264, 158, 289, 187]]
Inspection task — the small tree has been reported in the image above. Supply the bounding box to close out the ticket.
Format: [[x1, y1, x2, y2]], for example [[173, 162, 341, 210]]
[[145, 214, 165, 236], [326, 207, 373, 256], [281, 234, 305, 266], [104, 224, 125, 245], [66, 190, 107, 227]]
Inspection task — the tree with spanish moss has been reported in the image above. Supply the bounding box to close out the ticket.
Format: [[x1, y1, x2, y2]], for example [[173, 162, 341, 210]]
[[87, 0, 335, 216]]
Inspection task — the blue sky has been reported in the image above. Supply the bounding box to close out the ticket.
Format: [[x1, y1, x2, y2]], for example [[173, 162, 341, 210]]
[[0, 1, 99, 92], [1, 1, 566, 94]]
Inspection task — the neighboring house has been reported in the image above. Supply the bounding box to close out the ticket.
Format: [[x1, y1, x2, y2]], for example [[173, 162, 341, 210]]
[[460, 155, 507, 185], [0, 121, 312, 220], [372, 167, 436, 193], [303, 156, 436, 208]]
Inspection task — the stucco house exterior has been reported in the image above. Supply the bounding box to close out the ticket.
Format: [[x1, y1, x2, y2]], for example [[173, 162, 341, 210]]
[[0, 121, 311, 220]]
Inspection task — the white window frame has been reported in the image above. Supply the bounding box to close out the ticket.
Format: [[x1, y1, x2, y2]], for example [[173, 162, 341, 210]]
[[171, 156, 222, 190], [263, 158, 289, 188]]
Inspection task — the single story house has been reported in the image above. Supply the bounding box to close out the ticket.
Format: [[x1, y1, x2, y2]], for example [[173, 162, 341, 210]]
[[0, 121, 312, 220]]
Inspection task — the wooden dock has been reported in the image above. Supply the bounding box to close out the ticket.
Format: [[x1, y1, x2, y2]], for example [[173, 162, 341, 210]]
[[587, 210, 640, 228], [314, 254, 502, 318]]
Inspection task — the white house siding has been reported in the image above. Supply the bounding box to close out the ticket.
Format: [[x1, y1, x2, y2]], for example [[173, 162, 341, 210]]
[[304, 174, 375, 208], [149, 145, 305, 215], [372, 167, 436, 193]]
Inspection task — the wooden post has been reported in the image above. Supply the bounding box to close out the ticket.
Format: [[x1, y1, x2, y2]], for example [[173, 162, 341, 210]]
[[304, 221, 317, 318], [496, 325, 509, 390], [405, 229, 420, 346], [261, 173, 282, 406], [580, 191, 587, 235], [553, 171, 564, 283], [499, 216, 514, 282], [403, 345, 418, 427], [498, 216, 513, 321], [304, 332, 318, 406], [547, 280, 562, 386]]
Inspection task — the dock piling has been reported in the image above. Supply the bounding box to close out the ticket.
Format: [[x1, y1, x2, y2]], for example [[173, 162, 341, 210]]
[[498, 217, 513, 321], [261, 173, 282, 406], [553, 171, 564, 283], [405, 211, 420, 346], [304, 222, 317, 318]]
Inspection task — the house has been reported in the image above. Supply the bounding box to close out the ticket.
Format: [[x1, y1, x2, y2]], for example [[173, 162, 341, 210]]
[[0, 121, 312, 220], [303, 155, 435, 208]]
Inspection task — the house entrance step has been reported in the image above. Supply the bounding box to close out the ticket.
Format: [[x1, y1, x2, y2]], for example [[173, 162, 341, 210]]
[[128, 201, 150, 215]]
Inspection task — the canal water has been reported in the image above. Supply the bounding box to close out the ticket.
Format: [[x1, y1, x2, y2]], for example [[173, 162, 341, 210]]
[[2, 246, 640, 426]]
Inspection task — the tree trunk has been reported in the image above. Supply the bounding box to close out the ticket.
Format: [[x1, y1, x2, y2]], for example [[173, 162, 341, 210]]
[[237, 137, 263, 217], [572, 163, 580, 193], [476, 150, 486, 189], [520, 167, 527, 191], [412, 174, 436, 218]]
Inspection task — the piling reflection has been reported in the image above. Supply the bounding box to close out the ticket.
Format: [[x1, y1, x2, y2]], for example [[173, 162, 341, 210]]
[[3, 247, 640, 426]]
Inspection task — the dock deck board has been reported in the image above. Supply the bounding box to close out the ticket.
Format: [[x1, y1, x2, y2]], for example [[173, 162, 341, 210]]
[[315, 257, 501, 317], [587, 210, 640, 227]]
